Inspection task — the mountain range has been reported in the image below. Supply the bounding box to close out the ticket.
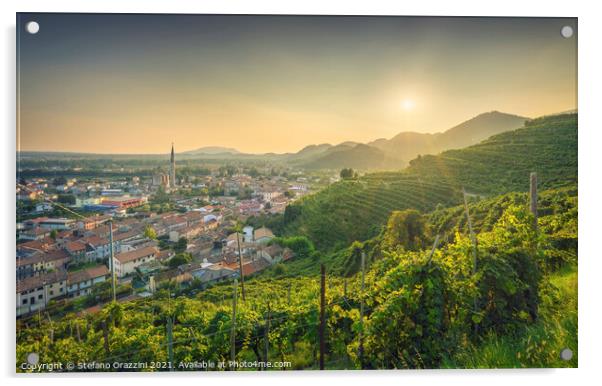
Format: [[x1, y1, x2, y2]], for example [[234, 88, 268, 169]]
[[286, 111, 528, 169], [20, 111, 529, 170]]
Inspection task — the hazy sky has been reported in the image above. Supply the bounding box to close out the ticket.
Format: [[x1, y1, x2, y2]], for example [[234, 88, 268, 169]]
[[17, 14, 577, 154]]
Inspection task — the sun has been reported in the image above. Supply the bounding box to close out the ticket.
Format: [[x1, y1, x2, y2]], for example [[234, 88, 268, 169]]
[[401, 99, 415, 111]]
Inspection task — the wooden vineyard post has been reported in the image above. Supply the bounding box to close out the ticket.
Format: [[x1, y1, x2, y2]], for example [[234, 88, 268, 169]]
[[230, 279, 238, 369], [287, 282, 292, 306], [45, 312, 54, 343], [426, 234, 441, 265], [359, 251, 366, 369], [167, 316, 174, 371], [530, 172, 538, 231], [101, 320, 110, 356], [463, 188, 479, 335], [462, 188, 478, 275], [319, 264, 326, 370], [76, 322, 81, 343], [264, 302, 271, 369]]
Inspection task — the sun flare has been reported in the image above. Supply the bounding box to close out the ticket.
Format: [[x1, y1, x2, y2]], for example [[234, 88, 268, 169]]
[[401, 99, 415, 111]]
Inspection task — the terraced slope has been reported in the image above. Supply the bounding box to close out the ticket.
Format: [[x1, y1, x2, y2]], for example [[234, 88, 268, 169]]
[[283, 113, 577, 250]]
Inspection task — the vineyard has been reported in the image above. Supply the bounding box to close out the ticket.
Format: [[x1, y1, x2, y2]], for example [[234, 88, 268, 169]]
[[16, 183, 577, 370], [281, 113, 577, 251], [16, 113, 578, 370]]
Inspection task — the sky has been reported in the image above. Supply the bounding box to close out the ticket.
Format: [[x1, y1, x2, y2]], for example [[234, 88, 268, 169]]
[[17, 14, 577, 154]]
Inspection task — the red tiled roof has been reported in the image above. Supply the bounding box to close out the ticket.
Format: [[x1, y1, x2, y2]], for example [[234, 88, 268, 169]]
[[241, 259, 270, 276], [68, 265, 109, 284], [112, 230, 140, 242], [17, 269, 67, 293], [66, 241, 86, 252], [82, 235, 109, 247]]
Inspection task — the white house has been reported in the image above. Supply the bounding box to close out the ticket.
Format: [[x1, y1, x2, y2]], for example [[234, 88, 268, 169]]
[[243, 226, 254, 243], [67, 265, 110, 298], [254, 227, 274, 244], [114, 246, 158, 278], [16, 270, 67, 317]]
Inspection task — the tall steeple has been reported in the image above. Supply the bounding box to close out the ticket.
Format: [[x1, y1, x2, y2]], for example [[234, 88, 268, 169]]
[[170, 142, 176, 188]]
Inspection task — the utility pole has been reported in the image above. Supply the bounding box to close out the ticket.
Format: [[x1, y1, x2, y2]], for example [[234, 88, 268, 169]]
[[167, 316, 174, 371], [319, 264, 326, 370], [358, 251, 366, 369], [264, 302, 271, 369], [108, 220, 116, 302], [530, 172, 538, 231], [236, 233, 246, 302], [230, 279, 238, 369]]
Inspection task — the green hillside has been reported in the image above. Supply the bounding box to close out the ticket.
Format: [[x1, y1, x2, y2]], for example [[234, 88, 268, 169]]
[[282, 174, 460, 250], [282, 113, 577, 250], [407, 113, 577, 194]]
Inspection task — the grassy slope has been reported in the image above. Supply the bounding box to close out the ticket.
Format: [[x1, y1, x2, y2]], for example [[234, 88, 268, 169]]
[[441, 265, 577, 368]]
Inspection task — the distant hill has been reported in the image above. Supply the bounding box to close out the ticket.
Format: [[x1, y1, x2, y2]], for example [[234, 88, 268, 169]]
[[181, 146, 241, 155], [282, 113, 577, 250], [286, 144, 333, 162], [300, 143, 401, 170], [291, 111, 527, 170], [369, 111, 528, 162]]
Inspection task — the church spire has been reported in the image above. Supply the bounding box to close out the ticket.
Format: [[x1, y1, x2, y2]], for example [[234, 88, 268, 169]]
[[170, 142, 176, 187]]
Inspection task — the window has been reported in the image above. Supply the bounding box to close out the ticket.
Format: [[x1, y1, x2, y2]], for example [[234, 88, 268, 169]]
[[22, 298, 28, 304], [60, 287, 63, 293], [49, 290, 54, 296], [38, 294, 43, 299]]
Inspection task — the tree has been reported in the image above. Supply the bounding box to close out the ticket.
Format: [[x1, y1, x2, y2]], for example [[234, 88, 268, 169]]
[[57, 194, 76, 205], [143, 225, 157, 240], [341, 241, 364, 277], [50, 229, 58, 240], [174, 237, 188, 253], [340, 168, 355, 180], [52, 176, 67, 186], [272, 236, 315, 258], [167, 253, 192, 269], [238, 187, 253, 200], [383, 209, 428, 251]]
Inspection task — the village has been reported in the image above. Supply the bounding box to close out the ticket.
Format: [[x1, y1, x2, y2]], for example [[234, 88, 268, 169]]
[[15, 145, 332, 318]]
